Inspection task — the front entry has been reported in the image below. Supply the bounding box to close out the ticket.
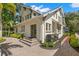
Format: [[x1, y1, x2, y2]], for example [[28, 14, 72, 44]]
[[31, 24, 36, 38]]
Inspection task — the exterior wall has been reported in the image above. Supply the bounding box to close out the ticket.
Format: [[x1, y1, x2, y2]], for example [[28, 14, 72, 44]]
[[15, 16, 43, 41], [20, 7, 40, 22], [44, 17, 53, 40], [0, 9, 2, 37], [43, 9, 64, 40], [15, 7, 65, 43]]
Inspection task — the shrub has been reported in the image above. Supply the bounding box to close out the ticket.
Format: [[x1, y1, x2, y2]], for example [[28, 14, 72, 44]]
[[41, 39, 55, 48], [0, 37, 6, 43], [69, 34, 79, 48], [64, 32, 70, 36], [10, 33, 23, 39]]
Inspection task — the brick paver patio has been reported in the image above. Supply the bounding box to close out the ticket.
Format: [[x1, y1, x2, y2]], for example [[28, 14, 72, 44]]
[[0, 36, 79, 56], [0, 37, 58, 56]]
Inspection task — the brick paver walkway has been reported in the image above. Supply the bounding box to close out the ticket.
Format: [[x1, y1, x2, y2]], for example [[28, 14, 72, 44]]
[[0, 37, 58, 56], [54, 36, 79, 56], [1, 36, 79, 56]]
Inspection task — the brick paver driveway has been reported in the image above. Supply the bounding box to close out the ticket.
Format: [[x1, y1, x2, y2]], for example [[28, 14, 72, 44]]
[[54, 36, 79, 56], [0, 37, 58, 56]]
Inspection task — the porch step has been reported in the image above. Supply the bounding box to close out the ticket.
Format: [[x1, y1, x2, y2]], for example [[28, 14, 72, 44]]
[[19, 38, 39, 46]]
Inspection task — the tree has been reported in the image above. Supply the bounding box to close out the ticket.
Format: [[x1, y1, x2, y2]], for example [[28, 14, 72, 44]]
[[65, 11, 79, 34], [1, 3, 16, 36]]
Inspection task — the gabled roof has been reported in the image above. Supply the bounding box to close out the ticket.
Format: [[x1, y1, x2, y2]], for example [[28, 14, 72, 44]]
[[22, 6, 41, 15], [43, 7, 64, 17]]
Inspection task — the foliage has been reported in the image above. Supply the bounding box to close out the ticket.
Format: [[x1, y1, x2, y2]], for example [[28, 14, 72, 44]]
[[1, 3, 16, 36], [41, 39, 55, 48], [69, 34, 79, 48], [0, 37, 6, 43], [64, 32, 70, 36], [65, 12, 79, 33], [10, 33, 23, 39], [0, 3, 3, 9]]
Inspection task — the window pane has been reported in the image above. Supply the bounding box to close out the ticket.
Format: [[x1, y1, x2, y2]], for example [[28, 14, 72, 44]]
[[49, 24, 51, 30]]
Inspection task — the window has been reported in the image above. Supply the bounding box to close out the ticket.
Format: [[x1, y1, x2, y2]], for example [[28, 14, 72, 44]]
[[49, 24, 51, 30], [20, 16, 22, 22], [33, 13, 36, 16], [23, 7, 26, 11], [46, 23, 51, 32], [25, 14, 32, 20], [46, 23, 48, 30], [29, 14, 32, 18]]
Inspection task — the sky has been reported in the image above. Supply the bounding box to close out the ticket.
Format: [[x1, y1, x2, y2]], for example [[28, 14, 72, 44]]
[[25, 3, 79, 13]]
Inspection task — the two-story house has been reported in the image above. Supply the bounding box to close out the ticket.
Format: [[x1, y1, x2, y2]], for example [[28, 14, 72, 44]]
[[14, 6, 65, 43]]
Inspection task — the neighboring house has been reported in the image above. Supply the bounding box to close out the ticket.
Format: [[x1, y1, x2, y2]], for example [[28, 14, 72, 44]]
[[0, 8, 2, 37], [14, 6, 65, 43]]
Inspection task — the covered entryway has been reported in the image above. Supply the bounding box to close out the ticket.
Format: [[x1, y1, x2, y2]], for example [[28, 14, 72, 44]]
[[31, 24, 37, 38]]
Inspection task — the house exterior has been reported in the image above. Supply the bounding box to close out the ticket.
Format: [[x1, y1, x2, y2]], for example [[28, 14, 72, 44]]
[[15, 6, 65, 43], [0, 8, 2, 37]]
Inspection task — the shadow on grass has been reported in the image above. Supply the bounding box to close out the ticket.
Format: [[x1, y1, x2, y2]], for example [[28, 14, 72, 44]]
[[0, 42, 23, 56]]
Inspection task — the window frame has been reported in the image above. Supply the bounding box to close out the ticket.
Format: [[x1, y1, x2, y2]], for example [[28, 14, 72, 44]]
[[46, 23, 51, 33]]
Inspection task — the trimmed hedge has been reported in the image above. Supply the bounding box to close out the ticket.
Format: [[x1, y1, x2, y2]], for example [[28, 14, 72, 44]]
[[0, 37, 6, 43], [69, 34, 79, 48], [10, 33, 23, 39]]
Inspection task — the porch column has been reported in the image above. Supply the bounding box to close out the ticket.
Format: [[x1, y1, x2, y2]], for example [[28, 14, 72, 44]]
[[41, 23, 45, 43]]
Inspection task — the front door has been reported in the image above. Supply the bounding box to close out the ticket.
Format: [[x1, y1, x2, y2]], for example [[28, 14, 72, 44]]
[[31, 24, 36, 38]]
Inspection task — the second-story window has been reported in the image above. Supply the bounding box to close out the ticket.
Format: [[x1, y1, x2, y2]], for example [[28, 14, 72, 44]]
[[33, 13, 36, 16], [25, 14, 32, 20], [29, 14, 32, 18]]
